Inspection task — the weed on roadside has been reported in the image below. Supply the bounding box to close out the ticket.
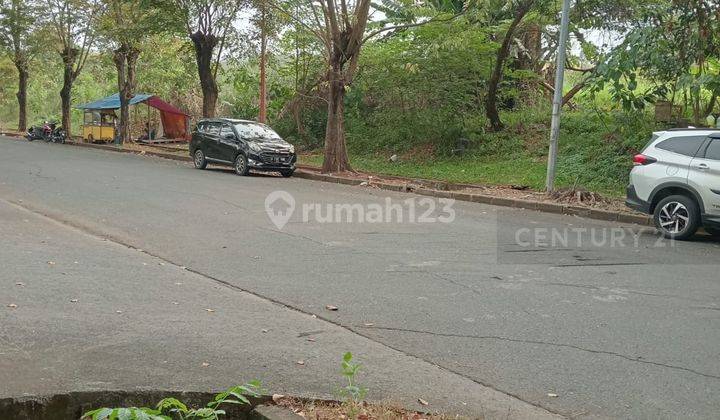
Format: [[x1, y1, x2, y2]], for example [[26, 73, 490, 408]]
[[336, 352, 369, 418], [81, 381, 262, 420]]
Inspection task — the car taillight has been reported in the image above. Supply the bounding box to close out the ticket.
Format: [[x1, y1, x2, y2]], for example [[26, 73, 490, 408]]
[[633, 154, 657, 166]]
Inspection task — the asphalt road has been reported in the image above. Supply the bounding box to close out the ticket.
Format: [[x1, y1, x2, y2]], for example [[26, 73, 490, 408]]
[[1, 136, 719, 419]]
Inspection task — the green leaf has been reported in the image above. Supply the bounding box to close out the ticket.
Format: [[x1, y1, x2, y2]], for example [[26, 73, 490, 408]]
[[226, 391, 251, 404], [116, 408, 132, 420], [156, 397, 188, 414], [89, 408, 113, 420]]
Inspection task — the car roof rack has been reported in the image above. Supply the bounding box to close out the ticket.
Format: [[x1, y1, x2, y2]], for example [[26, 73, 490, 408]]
[[198, 117, 257, 123], [666, 127, 720, 131]]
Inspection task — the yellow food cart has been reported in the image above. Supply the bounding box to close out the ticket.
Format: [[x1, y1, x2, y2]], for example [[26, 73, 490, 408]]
[[82, 109, 116, 143]]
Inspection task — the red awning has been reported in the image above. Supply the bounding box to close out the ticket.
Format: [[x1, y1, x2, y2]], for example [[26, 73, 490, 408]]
[[144, 96, 190, 139], [146, 96, 190, 116]]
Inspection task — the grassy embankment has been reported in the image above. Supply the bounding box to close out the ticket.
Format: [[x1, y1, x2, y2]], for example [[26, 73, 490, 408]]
[[299, 107, 660, 198]]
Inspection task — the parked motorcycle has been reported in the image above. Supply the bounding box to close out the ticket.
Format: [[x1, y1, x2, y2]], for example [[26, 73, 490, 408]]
[[50, 125, 67, 143], [27, 122, 66, 143], [26, 124, 46, 141]]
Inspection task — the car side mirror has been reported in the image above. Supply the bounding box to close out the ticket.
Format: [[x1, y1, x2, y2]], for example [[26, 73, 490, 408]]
[[224, 133, 236, 140]]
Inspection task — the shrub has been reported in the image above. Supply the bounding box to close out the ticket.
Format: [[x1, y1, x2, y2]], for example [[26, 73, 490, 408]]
[[82, 381, 261, 420]]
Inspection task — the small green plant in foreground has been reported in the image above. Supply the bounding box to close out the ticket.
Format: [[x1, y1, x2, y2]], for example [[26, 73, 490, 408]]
[[339, 352, 368, 404], [82, 381, 261, 420]]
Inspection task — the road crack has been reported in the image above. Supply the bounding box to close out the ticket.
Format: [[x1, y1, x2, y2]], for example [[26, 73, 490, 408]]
[[360, 325, 720, 381], [545, 281, 714, 304]]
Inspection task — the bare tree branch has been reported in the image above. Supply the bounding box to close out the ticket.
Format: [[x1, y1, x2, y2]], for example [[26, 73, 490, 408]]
[[264, 0, 329, 50], [361, 12, 463, 45]]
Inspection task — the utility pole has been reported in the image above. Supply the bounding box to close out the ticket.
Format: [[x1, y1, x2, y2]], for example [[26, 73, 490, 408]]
[[258, 2, 268, 124], [545, 0, 572, 192]]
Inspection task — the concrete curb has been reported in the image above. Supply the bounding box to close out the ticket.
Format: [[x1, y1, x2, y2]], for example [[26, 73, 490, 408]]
[[290, 169, 653, 227], [0, 390, 274, 420], [67, 140, 193, 162], [250, 404, 304, 420], [2, 134, 653, 227]]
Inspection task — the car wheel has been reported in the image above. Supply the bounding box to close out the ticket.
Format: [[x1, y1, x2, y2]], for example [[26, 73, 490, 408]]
[[234, 153, 249, 176], [653, 195, 700, 240], [280, 169, 294, 178], [193, 149, 207, 169]]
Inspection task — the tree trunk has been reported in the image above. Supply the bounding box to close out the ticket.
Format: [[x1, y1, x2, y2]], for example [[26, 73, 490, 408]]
[[190, 31, 219, 118], [15, 62, 28, 132], [258, 8, 268, 123], [692, 91, 701, 126], [705, 92, 717, 117], [485, 0, 535, 131], [113, 44, 140, 144], [517, 23, 541, 72], [318, 0, 370, 173], [322, 64, 351, 173], [60, 47, 79, 135], [292, 104, 305, 138]]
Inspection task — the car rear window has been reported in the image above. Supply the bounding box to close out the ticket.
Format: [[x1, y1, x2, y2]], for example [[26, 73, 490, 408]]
[[704, 139, 720, 161], [655, 135, 706, 157]]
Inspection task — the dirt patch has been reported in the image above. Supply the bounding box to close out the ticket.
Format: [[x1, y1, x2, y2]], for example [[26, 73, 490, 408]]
[[275, 397, 466, 420], [455, 185, 629, 213]]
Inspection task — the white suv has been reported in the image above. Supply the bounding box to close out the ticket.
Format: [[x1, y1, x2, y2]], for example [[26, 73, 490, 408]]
[[626, 128, 720, 240]]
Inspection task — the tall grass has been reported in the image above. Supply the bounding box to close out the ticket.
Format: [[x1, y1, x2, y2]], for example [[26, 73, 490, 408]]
[[300, 102, 660, 196]]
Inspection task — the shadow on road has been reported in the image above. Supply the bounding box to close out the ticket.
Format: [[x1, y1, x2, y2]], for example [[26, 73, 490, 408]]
[[203, 166, 285, 178]]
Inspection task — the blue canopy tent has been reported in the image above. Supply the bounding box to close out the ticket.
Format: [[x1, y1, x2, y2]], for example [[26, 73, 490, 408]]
[[76, 93, 154, 109], [76, 93, 190, 141]]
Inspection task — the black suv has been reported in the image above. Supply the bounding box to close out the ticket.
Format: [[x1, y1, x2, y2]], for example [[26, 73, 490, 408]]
[[190, 118, 297, 177]]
